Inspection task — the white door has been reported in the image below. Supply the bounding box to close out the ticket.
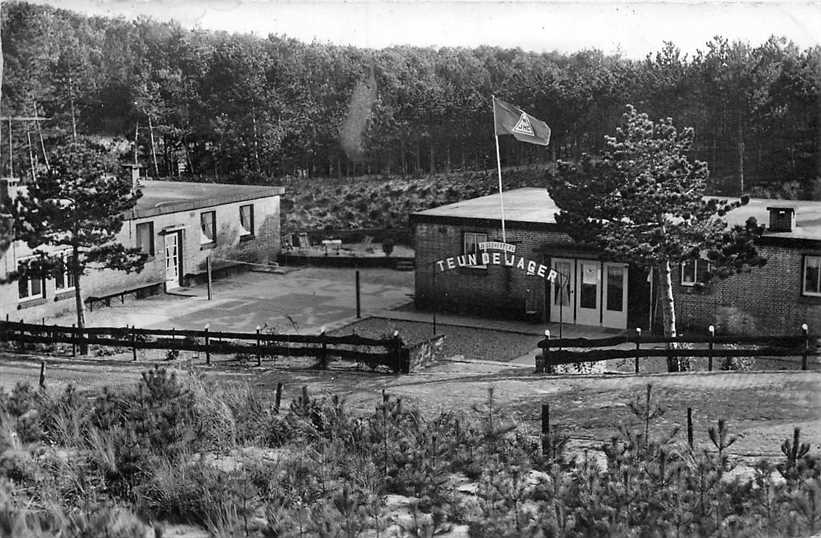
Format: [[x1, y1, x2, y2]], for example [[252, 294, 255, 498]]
[[602, 263, 628, 329], [164, 232, 181, 289], [576, 260, 601, 326], [549, 258, 575, 324]]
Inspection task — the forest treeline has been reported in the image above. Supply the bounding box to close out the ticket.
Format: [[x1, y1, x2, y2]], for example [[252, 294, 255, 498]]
[[1, 1, 818, 198]]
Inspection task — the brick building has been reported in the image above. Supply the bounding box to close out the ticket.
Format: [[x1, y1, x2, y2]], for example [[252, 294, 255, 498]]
[[0, 178, 284, 321], [411, 188, 821, 335]]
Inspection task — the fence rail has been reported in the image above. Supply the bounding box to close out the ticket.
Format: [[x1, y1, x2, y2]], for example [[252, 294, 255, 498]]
[[535, 325, 816, 373], [0, 320, 409, 374]]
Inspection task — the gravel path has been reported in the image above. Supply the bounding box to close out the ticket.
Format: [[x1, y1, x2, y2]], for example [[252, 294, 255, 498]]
[[331, 316, 542, 362]]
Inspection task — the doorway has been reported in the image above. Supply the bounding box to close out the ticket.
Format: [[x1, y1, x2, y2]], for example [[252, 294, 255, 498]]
[[164, 231, 183, 290], [547, 257, 629, 329], [549, 258, 575, 324]]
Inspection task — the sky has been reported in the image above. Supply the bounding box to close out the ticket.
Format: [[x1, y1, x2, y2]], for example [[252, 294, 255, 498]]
[[24, 1, 821, 59]]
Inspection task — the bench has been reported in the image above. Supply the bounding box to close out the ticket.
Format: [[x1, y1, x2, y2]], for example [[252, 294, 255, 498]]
[[183, 261, 246, 287], [85, 282, 163, 312]]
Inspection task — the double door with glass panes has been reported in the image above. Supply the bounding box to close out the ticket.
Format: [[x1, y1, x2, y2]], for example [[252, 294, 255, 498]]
[[549, 258, 628, 329]]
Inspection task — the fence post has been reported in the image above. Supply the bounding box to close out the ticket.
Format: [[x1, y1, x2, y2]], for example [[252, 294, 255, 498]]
[[131, 325, 137, 361], [274, 382, 283, 413], [355, 270, 361, 319], [318, 327, 328, 369], [541, 402, 550, 457], [18, 319, 24, 352], [39, 361, 46, 390], [392, 330, 403, 374], [538, 329, 551, 374], [204, 324, 211, 366], [801, 323, 809, 371], [254, 326, 261, 366], [206, 255, 213, 301], [687, 407, 694, 450], [71, 323, 76, 358], [635, 328, 641, 374], [708, 325, 715, 371]]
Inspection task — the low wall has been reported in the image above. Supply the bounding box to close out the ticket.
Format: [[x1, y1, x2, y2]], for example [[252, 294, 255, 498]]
[[406, 334, 446, 372], [277, 253, 414, 270]]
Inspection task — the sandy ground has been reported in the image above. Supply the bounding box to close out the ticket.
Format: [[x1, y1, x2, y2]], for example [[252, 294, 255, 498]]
[[46, 267, 414, 335], [2, 351, 818, 460]]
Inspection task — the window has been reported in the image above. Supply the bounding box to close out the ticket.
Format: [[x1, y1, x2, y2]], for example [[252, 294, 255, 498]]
[[17, 259, 44, 301], [463, 232, 487, 268], [55, 253, 75, 291], [239, 204, 254, 237], [680, 258, 711, 286], [804, 255, 821, 297], [136, 221, 155, 256], [200, 211, 216, 245]]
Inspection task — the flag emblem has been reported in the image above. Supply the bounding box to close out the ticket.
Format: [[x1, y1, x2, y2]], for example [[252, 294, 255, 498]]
[[512, 113, 535, 136]]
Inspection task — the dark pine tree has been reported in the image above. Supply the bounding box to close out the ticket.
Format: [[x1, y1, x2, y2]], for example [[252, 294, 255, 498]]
[[13, 138, 147, 353]]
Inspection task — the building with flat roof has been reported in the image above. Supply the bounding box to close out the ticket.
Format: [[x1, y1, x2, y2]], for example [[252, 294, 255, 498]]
[[410, 188, 821, 335], [1, 179, 284, 320]]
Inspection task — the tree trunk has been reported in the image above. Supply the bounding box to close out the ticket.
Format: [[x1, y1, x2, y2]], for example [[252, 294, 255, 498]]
[[400, 139, 407, 177], [658, 259, 680, 372], [429, 140, 435, 175], [68, 75, 78, 141], [737, 118, 745, 195], [71, 244, 87, 355], [445, 144, 451, 173], [148, 114, 159, 178], [251, 111, 261, 171], [415, 142, 421, 173]]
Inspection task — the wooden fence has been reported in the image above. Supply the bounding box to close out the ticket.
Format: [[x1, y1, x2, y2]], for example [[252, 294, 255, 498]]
[[535, 325, 816, 374], [0, 320, 410, 374]]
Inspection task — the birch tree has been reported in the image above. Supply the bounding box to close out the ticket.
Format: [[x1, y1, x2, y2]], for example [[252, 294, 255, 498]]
[[546, 105, 766, 371]]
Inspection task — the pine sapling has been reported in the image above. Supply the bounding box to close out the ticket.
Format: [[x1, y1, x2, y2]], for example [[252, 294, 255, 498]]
[[708, 419, 737, 472], [778, 427, 810, 485], [628, 384, 665, 454]]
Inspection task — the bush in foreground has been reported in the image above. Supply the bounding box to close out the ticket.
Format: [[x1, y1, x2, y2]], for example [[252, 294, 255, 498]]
[[0, 371, 818, 536]]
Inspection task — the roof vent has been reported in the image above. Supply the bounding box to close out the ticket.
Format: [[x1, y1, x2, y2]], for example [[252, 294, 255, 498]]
[[0, 177, 21, 205], [766, 206, 795, 233]]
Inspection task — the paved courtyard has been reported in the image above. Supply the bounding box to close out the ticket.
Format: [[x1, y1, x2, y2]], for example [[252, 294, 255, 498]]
[[49, 267, 414, 334]]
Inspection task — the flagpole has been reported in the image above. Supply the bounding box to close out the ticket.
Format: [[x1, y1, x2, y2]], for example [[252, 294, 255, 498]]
[[492, 95, 507, 243]]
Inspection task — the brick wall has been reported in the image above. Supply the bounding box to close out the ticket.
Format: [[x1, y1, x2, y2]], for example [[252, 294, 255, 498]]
[[0, 195, 280, 321], [413, 221, 572, 320], [673, 244, 821, 336]]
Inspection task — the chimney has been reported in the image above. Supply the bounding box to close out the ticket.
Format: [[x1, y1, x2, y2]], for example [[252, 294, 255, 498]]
[[766, 206, 796, 233], [122, 163, 143, 191], [0, 177, 21, 206]]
